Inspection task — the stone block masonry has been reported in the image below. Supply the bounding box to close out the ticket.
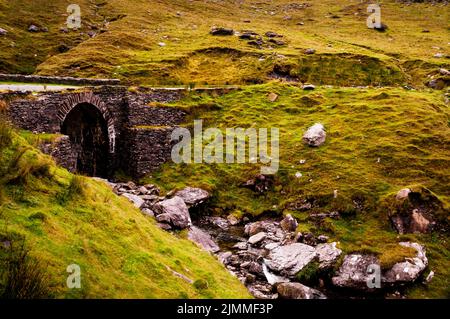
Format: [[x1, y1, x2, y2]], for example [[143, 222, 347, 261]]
[[1, 86, 188, 178]]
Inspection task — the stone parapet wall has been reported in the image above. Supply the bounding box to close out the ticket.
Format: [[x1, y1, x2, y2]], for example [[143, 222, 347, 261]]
[[40, 136, 79, 173], [0, 73, 121, 86], [127, 127, 178, 177]]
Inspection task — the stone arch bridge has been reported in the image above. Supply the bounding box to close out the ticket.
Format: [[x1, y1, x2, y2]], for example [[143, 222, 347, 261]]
[[2, 86, 189, 178]]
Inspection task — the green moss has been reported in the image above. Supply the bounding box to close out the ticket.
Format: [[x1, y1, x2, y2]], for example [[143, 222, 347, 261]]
[[296, 261, 321, 285]]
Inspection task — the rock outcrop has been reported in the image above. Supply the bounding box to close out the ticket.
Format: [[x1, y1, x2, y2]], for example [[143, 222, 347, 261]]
[[332, 242, 428, 291], [153, 196, 192, 229], [277, 282, 326, 299], [389, 186, 444, 234], [188, 226, 220, 253], [174, 187, 210, 208]]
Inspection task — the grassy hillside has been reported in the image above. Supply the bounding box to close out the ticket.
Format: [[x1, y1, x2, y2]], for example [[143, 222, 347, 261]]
[[0, 0, 449, 300], [145, 83, 450, 298], [0, 126, 250, 298], [0, 0, 448, 86]]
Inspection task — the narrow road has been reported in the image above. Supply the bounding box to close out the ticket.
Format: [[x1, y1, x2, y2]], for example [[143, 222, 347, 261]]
[[0, 83, 80, 92]]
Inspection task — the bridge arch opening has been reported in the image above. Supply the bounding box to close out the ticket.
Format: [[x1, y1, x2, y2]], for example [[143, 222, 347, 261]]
[[61, 102, 109, 177]]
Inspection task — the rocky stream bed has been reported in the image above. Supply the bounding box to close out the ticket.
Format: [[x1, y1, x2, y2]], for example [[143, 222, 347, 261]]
[[96, 178, 433, 299]]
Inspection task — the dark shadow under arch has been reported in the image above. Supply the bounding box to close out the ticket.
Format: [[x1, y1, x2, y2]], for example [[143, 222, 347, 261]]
[[61, 102, 109, 177]]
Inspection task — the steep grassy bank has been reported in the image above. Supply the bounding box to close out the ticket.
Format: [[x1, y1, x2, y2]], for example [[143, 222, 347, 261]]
[[0, 126, 250, 298]]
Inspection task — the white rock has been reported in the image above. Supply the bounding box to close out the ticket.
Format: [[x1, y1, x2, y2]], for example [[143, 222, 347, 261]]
[[153, 196, 192, 229], [121, 193, 145, 209], [396, 188, 411, 200], [174, 187, 210, 207], [264, 242, 280, 250], [303, 123, 326, 147], [188, 226, 220, 253], [264, 243, 316, 277], [315, 242, 342, 269], [248, 232, 267, 245], [383, 242, 428, 284]]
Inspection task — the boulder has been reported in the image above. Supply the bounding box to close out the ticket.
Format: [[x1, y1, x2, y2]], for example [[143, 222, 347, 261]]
[[248, 232, 267, 245], [317, 235, 329, 243], [331, 254, 378, 290], [188, 226, 220, 253], [389, 187, 442, 234], [210, 27, 234, 35], [305, 48, 316, 54], [383, 242, 428, 285], [303, 123, 326, 147], [302, 84, 316, 90], [28, 25, 39, 32], [280, 214, 298, 232], [244, 220, 280, 236], [439, 68, 450, 76], [396, 188, 411, 200], [265, 31, 281, 38], [218, 251, 232, 264], [227, 214, 240, 225], [332, 242, 427, 290], [248, 261, 263, 275], [137, 186, 148, 194], [0, 27, 7, 36], [315, 242, 342, 269], [277, 282, 326, 299], [264, 243, 316, 277], [153, 196, 192, 229], [239, 31, 259, 40], [174, 187, 210, 208], [203, 216, 229, 230], [264, 242, 280, 250], [121, 193, 145, 209], [427, 77, 448, 90], [268, 39, 285, 46]]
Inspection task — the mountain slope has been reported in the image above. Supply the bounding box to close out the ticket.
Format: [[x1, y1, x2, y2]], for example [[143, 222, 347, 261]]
[[0, 0, 448, 85]]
